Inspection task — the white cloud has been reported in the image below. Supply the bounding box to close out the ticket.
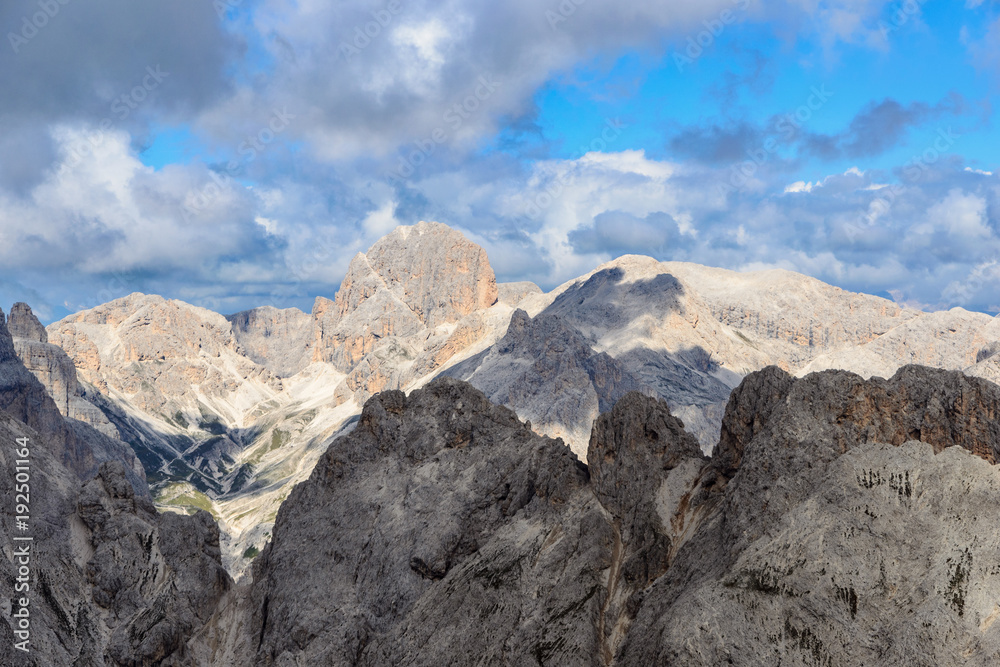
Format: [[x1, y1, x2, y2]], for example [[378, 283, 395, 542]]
[[784, 181, 815, 193], [0, 126, 268, 280], [928, 189, 992, 238], [362, 200, 401, 237], [194, 0, 901, 163]]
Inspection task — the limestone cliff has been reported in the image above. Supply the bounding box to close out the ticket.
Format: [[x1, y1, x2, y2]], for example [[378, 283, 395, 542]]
[[227, 305, 315, 378], [311, 221, 504, 406], [9, 302, 119, 438]]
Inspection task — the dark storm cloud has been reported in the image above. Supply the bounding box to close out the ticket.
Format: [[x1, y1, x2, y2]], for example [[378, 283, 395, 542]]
[[0, 0, 236, 120], [569, 211, 684, 255], [0, 120, 57, 194], [668, 122, 764, 165], [803, 94, 968, 159], [0, 0, 238, 192], [669, 93, 972, 171]]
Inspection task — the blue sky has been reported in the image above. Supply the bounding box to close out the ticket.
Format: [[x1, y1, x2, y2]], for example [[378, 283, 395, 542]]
[[0, 0, 999, 322]]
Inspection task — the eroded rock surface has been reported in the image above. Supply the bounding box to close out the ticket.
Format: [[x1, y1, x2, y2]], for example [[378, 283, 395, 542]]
[[9, 302, 119, 438], [227, 306, 315, 378], [191, 378, 705, 665], [190, 366, 1000, 666], [445, 309, 653, 456], [311, 221, 504, 406], [0, 309, 231, 666], [1, 307, 145, 491]]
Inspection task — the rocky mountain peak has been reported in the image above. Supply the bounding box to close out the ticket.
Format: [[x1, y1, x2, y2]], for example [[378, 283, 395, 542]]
[[223, 376, 592, 664], [588, 391, 707, 588], [0, 306, 16, 363], [8, 301, 48, 342], [310, 222, 506, 403], [336, 221, 499, 329], [712, 363, 1000, 564], [446, 308, 652, 455]]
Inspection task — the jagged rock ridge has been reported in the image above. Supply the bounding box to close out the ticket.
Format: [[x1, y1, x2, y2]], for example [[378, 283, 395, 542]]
[[185, 365, 1000, 666]]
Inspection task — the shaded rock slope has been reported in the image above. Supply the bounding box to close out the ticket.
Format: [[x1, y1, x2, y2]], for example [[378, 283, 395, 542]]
[[182, 364, 1000, 666], [443, 309, 654, 456], [0, 308, 231, 666], [1, 306, 146, 494]]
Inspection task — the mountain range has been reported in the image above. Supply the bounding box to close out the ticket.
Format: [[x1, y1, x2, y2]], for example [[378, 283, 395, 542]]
[[10, 221, 1000, 578], [6, 298, 1000, 663], [8, 221, 1000, 664]]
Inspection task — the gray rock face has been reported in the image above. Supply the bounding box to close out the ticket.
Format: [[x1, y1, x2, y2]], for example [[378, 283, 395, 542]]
[[588, 392, 705, 584], [9, 303, 119, 438], [497, 280, 542, 307], [529, 262, 748, 451], [713, 365, 1000, 560], [223, 378, 596, 665], [0, 311, 231, 666], [0, 308, 144, 492], [8, 302, 48, 342], [227, 306, 314, 378], [187, 365, 1000, 666], [80, 464, 231, 666], [194, 378, 709, 665], [617, 365, 1000, 665], [445, 309, 653, 456]]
